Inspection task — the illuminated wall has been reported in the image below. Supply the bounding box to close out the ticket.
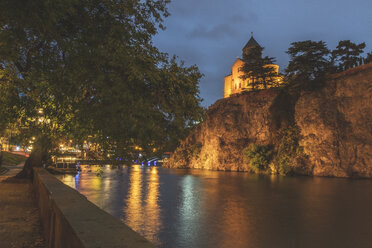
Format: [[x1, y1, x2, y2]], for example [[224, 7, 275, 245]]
[[224, 58, 282, 98]]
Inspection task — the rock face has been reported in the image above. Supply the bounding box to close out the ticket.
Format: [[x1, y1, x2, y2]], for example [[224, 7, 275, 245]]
[[165, 63, 372, 178], [295, 65, 372, 177]]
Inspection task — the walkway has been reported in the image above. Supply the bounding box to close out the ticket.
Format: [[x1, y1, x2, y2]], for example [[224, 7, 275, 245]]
[[0, 163, 46, 247]]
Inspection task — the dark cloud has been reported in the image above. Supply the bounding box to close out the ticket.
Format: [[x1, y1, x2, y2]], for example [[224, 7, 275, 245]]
[[187, 24, 238, 39], [154, 0, 372, 107], [228, 13, 258, 23]]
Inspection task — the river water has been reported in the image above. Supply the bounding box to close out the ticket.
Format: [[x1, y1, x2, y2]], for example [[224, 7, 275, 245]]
[[57, 164, 372, 248]]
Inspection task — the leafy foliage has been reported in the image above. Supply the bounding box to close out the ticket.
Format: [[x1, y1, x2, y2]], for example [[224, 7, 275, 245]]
[[242, 126, 305, 175], [189, 142, 203, 158], [331, 40, 366, 71], [243, 143, 273, 173], [286, 40, 331, 81], [240, 46, 279, 90], [0, 69, 21, 134], [0, 0, 203, 168], [365, 52, 372, 64], [273, 126, 303, 175]]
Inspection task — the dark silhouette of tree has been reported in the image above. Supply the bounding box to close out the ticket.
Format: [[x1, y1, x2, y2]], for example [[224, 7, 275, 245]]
[[331, 40, 366, 71], [286, 40, 331, 81], [0, 69, 21, 134], [0, 0, 203, 177], [240, 46, 278, 90], [365, 52, 372, 64]]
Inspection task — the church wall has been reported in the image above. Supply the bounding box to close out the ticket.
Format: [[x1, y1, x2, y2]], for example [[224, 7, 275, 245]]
[[224, 75, 232, 98], [224, 61, 283, 97]]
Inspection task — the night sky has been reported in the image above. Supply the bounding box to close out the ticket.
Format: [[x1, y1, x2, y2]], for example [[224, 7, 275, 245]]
[[153, 0, 372, 107]]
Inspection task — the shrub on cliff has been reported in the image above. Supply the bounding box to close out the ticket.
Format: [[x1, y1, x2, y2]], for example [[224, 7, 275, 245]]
[[190, 143, 203, 158], [273, 125, 305, 175], [171, 142, 202, 168], [243, 143, 273, 173], [243, 126, 306, 175]]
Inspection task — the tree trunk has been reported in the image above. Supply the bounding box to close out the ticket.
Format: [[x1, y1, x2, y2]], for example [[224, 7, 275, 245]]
[[16, 136, 51, 179], [0, 150, 3, 167]]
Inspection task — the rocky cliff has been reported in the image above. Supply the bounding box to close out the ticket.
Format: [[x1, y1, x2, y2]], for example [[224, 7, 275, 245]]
[[165, 63, 372, 178]]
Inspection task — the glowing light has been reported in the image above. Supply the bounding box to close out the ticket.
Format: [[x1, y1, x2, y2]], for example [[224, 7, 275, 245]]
[[124, 165, 143, 230], [124, 165, 161, 245]]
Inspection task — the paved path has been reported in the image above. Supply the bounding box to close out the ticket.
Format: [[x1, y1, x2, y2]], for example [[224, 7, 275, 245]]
[[0, 163, 47, 247]]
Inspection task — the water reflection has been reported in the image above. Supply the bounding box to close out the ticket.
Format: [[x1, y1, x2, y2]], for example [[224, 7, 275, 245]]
[[177, 175, 201, 247], [145, 167, 161, 243], [123, 165, 161, 246], [123, 165, 143, 230], [57, 166, 372, 248]]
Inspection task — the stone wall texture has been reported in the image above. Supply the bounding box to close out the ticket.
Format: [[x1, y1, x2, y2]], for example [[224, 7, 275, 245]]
[[33, 168, 154, 248], [165, 63, 372, 178]]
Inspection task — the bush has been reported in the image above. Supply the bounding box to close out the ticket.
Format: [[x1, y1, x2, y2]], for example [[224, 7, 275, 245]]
[[274, 125, 304, 175], [190, 142, 202, 158], [243, 126, 306, 176], [243, 143, 273, 173], [276, 155, 291, 175]]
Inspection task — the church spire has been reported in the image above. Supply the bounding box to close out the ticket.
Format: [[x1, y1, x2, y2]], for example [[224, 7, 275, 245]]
[[242, 33, 261, 59]]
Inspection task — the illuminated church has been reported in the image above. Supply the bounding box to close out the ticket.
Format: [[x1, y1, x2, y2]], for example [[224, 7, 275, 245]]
[[224, 35, 282, 98]]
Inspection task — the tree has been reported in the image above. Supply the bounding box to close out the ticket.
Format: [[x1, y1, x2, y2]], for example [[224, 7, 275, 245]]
[[0, 68, 20, 134], [0, 0, 203, 177], [331, 40, 366, 71], [286, 40, 331, 81], [365, 52, 372, 64], [240, 46, 279, 90]]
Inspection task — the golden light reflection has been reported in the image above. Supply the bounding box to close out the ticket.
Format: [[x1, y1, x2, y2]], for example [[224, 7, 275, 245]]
[[124, 165, 143, 231], [123, 165, 161, 246], [218, 195, 251, 248], [144, 167, 161, 244], [84, 170, 102, 203], [60, 174, 76, 188]]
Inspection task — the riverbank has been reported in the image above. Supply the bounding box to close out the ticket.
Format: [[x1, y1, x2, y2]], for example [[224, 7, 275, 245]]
[[0, 163, 46, 247]]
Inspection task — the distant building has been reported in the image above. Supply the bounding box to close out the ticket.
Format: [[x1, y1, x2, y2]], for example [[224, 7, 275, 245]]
[[224, 35, 283, 98]]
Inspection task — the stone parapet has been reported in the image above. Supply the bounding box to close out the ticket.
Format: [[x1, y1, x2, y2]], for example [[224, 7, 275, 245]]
[[33, 167, 154, 248]]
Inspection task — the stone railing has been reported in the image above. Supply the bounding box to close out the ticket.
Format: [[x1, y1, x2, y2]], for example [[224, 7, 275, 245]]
[[33, 167, 154, 248]]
